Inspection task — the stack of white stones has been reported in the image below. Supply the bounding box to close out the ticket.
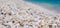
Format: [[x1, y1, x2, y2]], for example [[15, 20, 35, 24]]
[[0, 0, 60, 28]]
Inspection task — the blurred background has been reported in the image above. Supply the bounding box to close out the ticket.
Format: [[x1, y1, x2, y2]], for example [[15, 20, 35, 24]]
[[24, 0, 60, 13]]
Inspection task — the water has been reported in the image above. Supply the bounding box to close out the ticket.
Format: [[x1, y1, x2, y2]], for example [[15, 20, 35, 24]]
[[25, 0, 60, 5], [24, 0, 60, 13]]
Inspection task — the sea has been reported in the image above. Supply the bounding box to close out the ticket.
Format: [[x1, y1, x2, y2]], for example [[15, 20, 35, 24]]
[[24, 0, 60, 13]]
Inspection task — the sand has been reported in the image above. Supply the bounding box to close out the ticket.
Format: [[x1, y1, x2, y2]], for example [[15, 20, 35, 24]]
[[0, 0, 60, 28]]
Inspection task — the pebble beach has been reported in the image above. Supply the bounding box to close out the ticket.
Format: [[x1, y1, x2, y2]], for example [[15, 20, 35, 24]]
[[0, 0, 60, 28]]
